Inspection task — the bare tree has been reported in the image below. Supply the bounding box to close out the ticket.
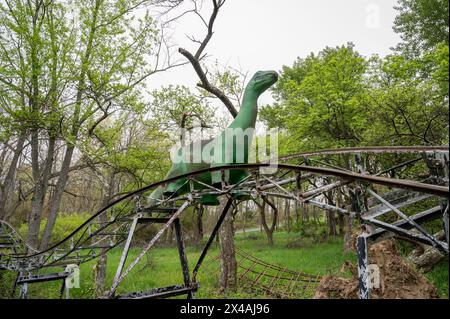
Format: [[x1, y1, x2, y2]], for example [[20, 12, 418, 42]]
[[176, 0, 241, 291], [254, 196, 278, 246], [178, 0, 238, 118]]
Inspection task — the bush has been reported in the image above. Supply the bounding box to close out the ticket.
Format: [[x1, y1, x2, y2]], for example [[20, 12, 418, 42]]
[[285, 220, 328, 248], [133, 223, 159, 247], [18, 212, 93, 246], [292, 220, 328, 242], [0, 270, 16, 298], [245, 233, 259, 241]]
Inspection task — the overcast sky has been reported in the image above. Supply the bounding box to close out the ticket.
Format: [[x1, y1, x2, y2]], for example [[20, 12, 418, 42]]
[[146, 0, 402, 107]]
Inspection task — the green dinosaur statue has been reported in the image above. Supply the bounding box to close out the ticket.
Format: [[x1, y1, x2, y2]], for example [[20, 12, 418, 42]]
[[149, 70, 278, 206]]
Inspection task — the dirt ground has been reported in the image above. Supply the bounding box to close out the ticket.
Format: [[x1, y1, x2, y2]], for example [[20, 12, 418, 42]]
[[314, 239, 440, 299]]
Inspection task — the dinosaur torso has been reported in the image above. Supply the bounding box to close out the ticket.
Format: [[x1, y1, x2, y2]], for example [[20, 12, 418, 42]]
[[149, 71, 278, 206]]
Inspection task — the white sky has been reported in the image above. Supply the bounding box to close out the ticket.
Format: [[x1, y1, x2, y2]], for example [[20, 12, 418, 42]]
[[146, 0, 401, 109]]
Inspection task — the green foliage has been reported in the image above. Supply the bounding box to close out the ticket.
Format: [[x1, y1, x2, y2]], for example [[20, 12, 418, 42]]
[[261, 40, 449, 151], [425, 256, 449, 298], [394, 0, 449, 56], [208, 64, 247, 109], [18, 212, 93, 245], [0, 270, 16, 298], [261, 43, 369, 152], [0, 0, 171, 240], [82, 113, 173, 189], [288, 220, 329, 246], [364, 45, 449, 146], [425, 43, 450, 99], [150, 85, 216, 133], [0, 0, 160, 137]]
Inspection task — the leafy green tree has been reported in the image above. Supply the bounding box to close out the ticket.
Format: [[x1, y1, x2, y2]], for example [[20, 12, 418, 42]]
[[0, 0, 75, 246], [364, 45, 449, 146], [82, 111, 173, 192], [0, 0, 183, 248], [259, 44, 370, 238], [150, 85, 216, 133], [394, 0, 449, 56], [261, 43, 369, 153]]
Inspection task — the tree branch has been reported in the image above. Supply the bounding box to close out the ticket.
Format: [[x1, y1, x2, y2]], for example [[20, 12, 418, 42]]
[[179, 48, 238, 118], [177, 0, 237, 118]]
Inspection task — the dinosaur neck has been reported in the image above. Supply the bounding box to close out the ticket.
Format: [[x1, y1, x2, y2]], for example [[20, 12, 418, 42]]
[[229, 88, 259, 130]]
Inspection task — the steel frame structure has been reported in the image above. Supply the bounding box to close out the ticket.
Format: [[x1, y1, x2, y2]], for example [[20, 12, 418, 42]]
[[0, 146, 448, 299]]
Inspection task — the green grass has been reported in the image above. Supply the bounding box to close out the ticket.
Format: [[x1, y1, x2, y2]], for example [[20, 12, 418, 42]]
[[424, 256, 449, 298], [5, 231, 448, 299], [18, 231, 354, 299]]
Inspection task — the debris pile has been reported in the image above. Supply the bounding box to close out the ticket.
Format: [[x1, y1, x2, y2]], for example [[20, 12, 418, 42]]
[[314, 240, 439, 299]]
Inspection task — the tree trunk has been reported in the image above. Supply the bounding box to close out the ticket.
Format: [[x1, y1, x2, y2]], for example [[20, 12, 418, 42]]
[[301, 202, 309, 222], [166, 222, 174, 245], [0, 131, 26, 220], [326, 189, 337, 236], [338, 214, 345, 235], [256, 197, 277, 246], [294, 199, 299, 224], [285, 199, 291, 232], [218, 198, 237, 291], [28, 132, 56, 248], [312, 206, 319, 223], [26, 1, 48, 249], [343, 215, 353, 253], [192, 204, 204, 245], [40, 144, 75, 249], [242, 201, 249, 235], [259, 200, 271, 245], [327, 210, 337, 236], [40, 0, 101, 249], [336, 189, 345, 235], [197, 205, 204, 240], [94, 249, 107, 297], [94, 172, 116, 297]]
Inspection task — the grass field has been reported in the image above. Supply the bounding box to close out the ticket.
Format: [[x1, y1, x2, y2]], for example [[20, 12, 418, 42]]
[[9, 231, 449, 299]]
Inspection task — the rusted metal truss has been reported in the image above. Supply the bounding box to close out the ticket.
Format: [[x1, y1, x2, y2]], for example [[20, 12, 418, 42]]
[[236, 249, 321, 299], [1, 146, 448, 299]]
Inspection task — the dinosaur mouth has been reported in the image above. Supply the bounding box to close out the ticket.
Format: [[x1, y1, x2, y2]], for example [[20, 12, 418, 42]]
[[255, 71, 279, 89], [261, 71, 278, 83], [255, 71, 278, 82], [266, 71, 279, 80]]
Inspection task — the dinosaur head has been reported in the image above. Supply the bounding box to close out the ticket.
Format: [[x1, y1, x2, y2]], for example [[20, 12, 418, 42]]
[[246, 70, 278, 96]]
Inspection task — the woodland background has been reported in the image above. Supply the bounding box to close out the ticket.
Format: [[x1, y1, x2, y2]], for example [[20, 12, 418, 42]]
[[0, 0, 448, 297]]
